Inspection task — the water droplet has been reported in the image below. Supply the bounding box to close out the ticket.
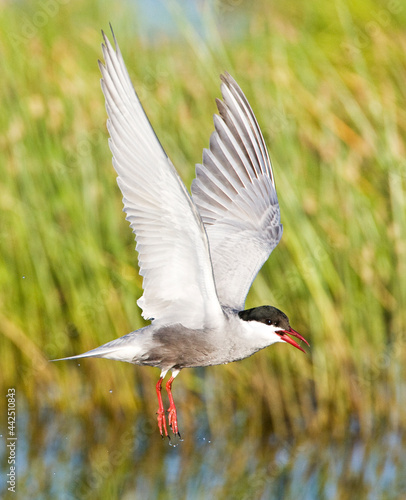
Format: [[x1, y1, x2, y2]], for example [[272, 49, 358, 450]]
[[109, 390, 113, 394], [22, 276, 26, 279]]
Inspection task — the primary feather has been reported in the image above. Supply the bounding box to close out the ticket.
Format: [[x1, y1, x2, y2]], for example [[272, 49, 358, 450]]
[[191, 73, 283, 311], [99, 31, 223, 330]]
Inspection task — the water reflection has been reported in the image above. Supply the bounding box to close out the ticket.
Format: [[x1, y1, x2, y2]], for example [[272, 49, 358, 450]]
[[1, 399, 405, 499]]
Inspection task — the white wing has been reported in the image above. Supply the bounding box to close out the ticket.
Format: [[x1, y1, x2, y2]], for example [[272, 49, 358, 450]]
[[99, 30, 223, 330], [191, 73, 283, 311]]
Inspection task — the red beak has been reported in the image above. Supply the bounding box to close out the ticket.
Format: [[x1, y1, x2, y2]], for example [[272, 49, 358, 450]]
[[279, 327, 309, 353]]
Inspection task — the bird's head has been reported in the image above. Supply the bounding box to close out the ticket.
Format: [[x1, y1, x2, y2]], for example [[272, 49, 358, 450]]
[[238, 305, 309, 352]]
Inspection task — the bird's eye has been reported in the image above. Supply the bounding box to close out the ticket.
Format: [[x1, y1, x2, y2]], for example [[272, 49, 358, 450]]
[[266, 319, 280, 327]]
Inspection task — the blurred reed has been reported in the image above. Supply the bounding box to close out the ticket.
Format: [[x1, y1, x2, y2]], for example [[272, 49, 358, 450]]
[[1, 0, 405, 438]]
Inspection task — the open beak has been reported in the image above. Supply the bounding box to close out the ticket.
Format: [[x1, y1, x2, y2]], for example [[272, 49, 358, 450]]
[[279, 327, 310, 353]]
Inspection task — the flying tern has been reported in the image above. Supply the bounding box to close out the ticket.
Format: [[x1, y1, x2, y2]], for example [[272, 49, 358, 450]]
[[54, 29, 309, 438]]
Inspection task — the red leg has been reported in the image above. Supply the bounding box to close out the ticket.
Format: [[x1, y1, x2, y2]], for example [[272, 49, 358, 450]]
[[166, 375, 180, 436], [156, 377, 168, 437]]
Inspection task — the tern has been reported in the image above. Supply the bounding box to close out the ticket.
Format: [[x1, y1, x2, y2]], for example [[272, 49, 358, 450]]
[[54, 29, 309, 438]]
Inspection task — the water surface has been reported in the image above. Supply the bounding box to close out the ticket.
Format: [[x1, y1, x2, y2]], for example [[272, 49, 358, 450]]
[[1, 396, 405, 499]]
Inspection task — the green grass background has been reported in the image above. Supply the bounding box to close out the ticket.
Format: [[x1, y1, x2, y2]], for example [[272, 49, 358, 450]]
[[1, 0, 405, 438]]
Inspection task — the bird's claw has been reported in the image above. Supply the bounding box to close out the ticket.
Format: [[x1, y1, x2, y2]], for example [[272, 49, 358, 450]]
[[167, 405, 179, 436], [157, 408, 181, 439], [157, 409, 168, 438]]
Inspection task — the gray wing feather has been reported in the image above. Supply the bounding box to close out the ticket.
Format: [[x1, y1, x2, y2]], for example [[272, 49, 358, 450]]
[[192, 73, 282, 310]]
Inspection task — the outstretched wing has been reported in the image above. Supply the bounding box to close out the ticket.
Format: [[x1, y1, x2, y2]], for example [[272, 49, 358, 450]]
[[191, 73, 282, 311], [100, 29, 223, 330]]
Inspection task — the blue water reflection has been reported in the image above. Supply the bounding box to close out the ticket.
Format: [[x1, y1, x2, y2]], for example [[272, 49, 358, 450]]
[[1, 398, 405, 499]]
